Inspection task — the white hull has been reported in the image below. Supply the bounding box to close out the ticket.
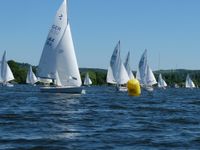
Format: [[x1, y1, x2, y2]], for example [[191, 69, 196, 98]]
[[143, 85, 154, 92], [40, 86, 83, 94], [116, 86, 127, 92]]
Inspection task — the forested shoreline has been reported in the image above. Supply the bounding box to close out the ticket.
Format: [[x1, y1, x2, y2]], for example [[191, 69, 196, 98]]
[[8, 60, 200, 87]]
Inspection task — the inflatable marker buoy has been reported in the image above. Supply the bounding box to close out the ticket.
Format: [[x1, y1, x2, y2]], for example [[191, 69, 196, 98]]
[[127, 79, 141, 96]]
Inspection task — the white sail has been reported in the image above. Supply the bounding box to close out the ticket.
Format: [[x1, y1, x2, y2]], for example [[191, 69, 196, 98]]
[[84, 72, 92, 86], [1, 51, 14, 83], [107, 41, 129, 85], [106, 65, 117, 84], [185, 74, 195, 88], [136, 49, 147, 85], [55, 23, 82, 87], [37, 0, 82, 89], [26, 65, 38, 85], [136, 68, 141, 81], [54, 71, 62, 86], [137, 49, 157, 91], [146, 65, 157, 86], [124, 51, 134, 79], [37, 0, 67, 79], [158, 73, 167, 88]]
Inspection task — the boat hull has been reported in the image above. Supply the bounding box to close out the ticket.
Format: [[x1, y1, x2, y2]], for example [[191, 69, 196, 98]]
[[116, 86, 128, 92], [40, 86, 83, 94], [0, 83, 14, 87], [142, 85, 154, 92]]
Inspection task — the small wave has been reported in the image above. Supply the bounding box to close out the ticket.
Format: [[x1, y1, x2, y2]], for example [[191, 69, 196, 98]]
[[163, 117, 199, 125]]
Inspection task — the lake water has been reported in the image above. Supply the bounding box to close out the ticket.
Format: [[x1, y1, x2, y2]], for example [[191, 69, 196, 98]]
[[0, 85, 200, 149]]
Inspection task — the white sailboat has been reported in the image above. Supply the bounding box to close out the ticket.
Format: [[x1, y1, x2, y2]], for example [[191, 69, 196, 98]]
[[124, 51, 134, 79], [106, 41, 130, 91], [37, 0, 83, 94], [84, 72, 92, 86], [158, 73, 167, 89], [185, 74, 195, 88], [26, 65, 38, 85], [0, 51, 15, 87], [136, 49, 157, 91]]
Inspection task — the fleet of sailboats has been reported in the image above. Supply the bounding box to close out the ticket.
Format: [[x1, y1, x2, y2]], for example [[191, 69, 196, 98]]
[[37, 0, 83, 93], [1, 0, 199, 94], [106, 41, 130, 91]]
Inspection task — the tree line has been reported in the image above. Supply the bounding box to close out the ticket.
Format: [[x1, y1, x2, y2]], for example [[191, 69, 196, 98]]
[[8, 60, 200, 87]]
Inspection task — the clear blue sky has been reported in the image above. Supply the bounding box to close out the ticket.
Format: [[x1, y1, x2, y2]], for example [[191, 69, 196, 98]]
[[0, 0, 200, 70]]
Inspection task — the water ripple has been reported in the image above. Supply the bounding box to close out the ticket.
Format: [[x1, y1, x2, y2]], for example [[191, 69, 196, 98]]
[[1, 86, 200, 149]]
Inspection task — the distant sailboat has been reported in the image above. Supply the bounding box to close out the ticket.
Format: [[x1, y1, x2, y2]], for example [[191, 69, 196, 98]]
[[37, 0, 83, 93], [106, 41, 129, 91], [136, 49, 157, 91], [84, 72, 92, 86], [124, 51, 134, 79], [26, 65, 38, 85], [0, 51, 15, 87], [185, 74, 195, 88], [158, 73, 167, 89]]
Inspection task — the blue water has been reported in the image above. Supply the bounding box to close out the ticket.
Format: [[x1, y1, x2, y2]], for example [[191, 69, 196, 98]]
[[0, 85, 200, 149]]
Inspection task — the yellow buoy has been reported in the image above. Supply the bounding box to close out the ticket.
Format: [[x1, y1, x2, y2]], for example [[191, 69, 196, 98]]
[[127, 79, 141, 96]]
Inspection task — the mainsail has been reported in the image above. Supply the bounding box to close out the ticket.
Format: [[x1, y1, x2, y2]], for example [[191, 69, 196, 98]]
[[136, 49, 157, 89], [124, 51, 134, 79], [37, 0, 82, 87], [136, 49, 147, 85], [37, 0, 67, 79], [1, 51, 14, 84], [106, 41, 129, 85]]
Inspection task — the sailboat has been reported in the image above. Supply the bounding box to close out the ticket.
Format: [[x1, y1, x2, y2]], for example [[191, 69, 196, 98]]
[[37, 0, 83, 94], [84, 72, 92, 86], [158, 73, 167, 89], [185, 74, 195, 88], [106, 41, 130, 91], [136, 49, 157, 92], [124, 51, 134, 79], [0, 51, 15, 87], [26, 65, 38, 85]]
